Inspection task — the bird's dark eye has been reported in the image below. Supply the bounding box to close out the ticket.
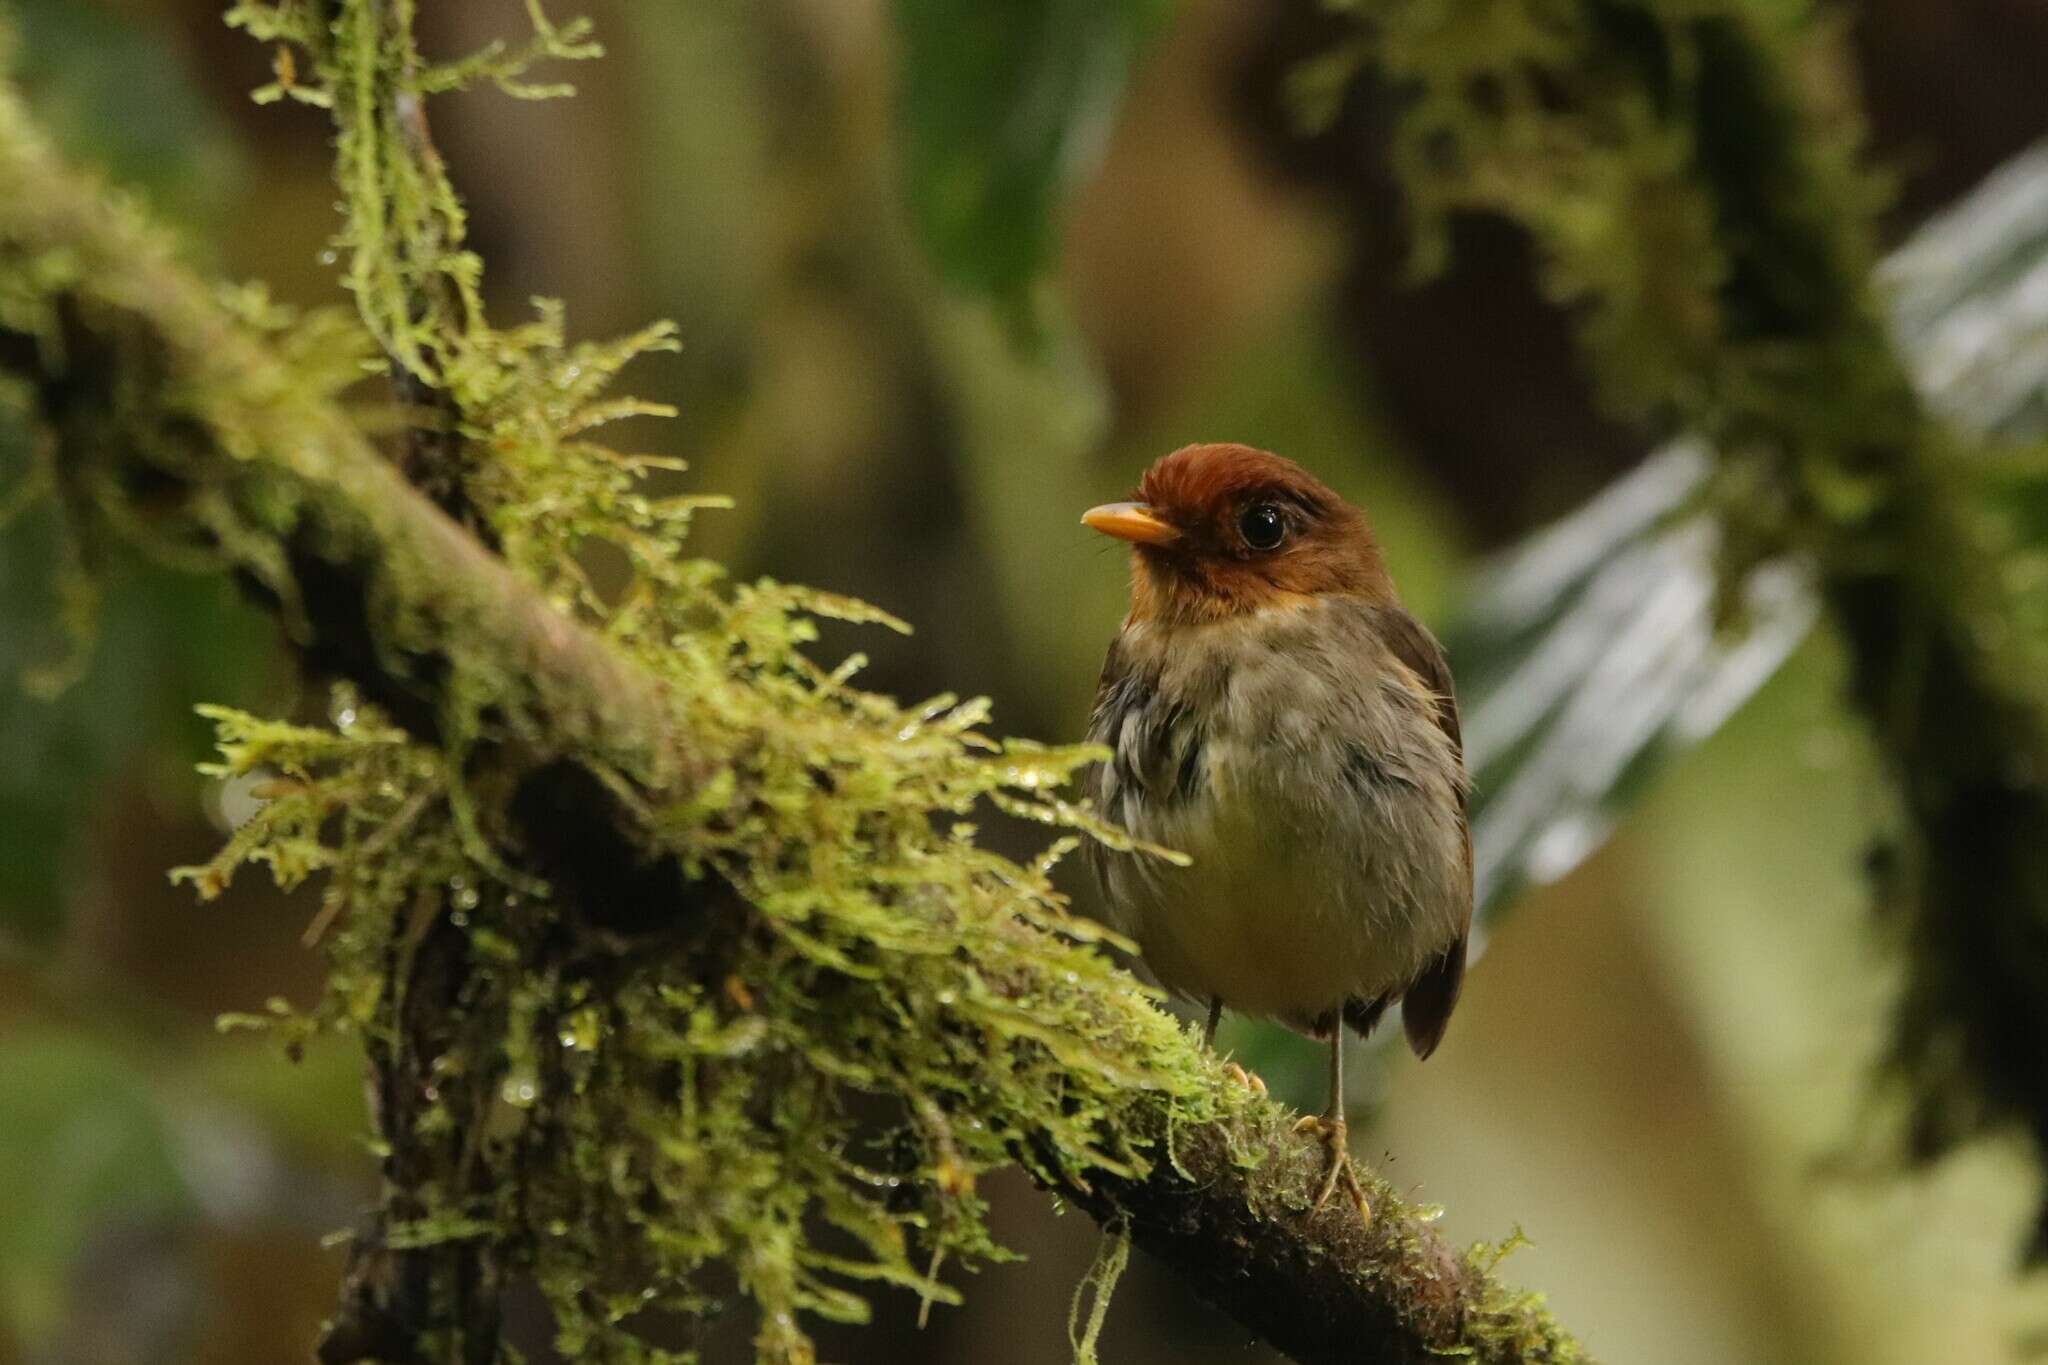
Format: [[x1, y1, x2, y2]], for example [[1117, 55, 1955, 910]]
[[1238, 501, 1286, 551]]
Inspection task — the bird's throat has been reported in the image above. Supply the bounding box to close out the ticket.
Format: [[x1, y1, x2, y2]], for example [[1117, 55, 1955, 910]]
[[1128, 552, 1320, 626]]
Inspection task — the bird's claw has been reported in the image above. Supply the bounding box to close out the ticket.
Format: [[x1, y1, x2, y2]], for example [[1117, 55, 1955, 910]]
[[1294, 1113, 1370, 1222], [1223, 1061, 1268, 1097]]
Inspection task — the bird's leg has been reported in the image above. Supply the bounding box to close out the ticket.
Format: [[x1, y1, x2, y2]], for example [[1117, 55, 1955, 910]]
[[1294, 1029, 1370, 1220], [1203, 996, 1223, 1048]]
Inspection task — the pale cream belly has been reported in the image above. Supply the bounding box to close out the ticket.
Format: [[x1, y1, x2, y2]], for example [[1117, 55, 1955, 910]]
[[1107, 778, 1450, 1029]]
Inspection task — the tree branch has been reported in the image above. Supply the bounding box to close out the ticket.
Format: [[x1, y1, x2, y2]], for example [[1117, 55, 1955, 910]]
[[0, 59, 1581, 1365]]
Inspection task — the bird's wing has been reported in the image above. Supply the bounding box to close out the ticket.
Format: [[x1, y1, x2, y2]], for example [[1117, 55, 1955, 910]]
[[1081, 634, 1134, 886], [1376, 606, 1470, 1060]]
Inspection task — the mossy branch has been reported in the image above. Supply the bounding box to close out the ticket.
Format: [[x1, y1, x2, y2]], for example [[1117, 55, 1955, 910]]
[[221, 8, 618, 1351], [0, 35, 1584, 1365]]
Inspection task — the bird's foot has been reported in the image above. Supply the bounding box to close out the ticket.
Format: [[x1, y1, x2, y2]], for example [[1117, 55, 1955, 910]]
[[1293, 1113, 1370, 1221], [1222, 1061, 1268, 1097]]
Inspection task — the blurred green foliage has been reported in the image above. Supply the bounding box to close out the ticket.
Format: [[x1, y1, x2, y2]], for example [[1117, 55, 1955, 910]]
[[893, 0, 1172, 311], [1327, 0, 2048, 1268]]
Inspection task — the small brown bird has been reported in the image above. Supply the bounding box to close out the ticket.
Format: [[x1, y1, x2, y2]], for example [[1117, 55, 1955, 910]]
[[1082, 443, 1470, 1214]]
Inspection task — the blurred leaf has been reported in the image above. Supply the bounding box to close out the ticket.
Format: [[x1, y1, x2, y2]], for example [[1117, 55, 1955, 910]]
[[1454, 139, 2048, 943], [893, 0, 1174, 310], [0, 505, 271, 941], [0, 1033, 194, 1345]]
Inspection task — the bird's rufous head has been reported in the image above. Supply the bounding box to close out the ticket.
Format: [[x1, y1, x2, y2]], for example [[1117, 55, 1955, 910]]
[[1083, 443, 1392, 624]]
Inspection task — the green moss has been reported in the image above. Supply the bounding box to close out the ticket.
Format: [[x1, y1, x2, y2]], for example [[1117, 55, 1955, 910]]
[[224, 0, 673, 597], [1066, 1222, 1131, 1365], [178, 673, 1218, 1362], [1452, 1229, 1587, 1363]]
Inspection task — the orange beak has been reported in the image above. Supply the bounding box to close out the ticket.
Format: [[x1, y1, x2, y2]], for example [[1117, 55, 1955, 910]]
[[1081, 501, 1179, 547]]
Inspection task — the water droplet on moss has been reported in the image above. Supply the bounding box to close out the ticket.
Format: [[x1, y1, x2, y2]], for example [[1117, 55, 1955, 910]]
[[502, 1074, 539, 1107], [559, 1007, 602, 1053]]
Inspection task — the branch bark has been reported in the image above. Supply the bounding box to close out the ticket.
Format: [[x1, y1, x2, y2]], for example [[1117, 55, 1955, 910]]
[[0, 60, 1582, 1365]]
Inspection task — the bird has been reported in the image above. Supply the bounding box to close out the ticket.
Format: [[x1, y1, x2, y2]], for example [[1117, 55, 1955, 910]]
[[1080, 442, 1470, 1217]]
